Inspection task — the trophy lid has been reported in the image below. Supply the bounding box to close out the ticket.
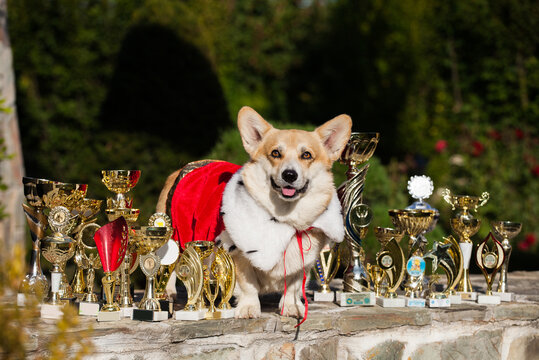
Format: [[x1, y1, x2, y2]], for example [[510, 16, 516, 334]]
[[94, 217, 129, 273]]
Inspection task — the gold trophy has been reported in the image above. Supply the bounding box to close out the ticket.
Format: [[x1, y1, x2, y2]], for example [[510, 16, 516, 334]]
[[174, 241, 214, 321], [204, 279, 221, 319], [442, 189, 489, 300], [374, 227, 406, 307], [475, 232, 505, 304], [388, 209, 436, 307], [313, 243, 341, 302], [77, 222, 102, 316], [423, 239, 456, 307], [102, 170, 141, 209], [18, 177, 54, 305], [366, 264, 386, 296], [338, 133, 379, 301], [211, 246, 236, 318], [492, 221, 521, 302]]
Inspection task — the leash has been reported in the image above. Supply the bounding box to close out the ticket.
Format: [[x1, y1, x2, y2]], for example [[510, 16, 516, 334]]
[[281, 227, 312, 328]]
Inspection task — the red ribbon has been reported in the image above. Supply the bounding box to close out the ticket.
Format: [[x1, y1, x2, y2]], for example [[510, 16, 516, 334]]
[[281, 227, 312, 328]]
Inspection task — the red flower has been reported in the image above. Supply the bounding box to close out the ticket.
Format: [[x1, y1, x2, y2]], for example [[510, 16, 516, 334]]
[[488, 129, 501, 140], [471, 141, 485, 157], [516, 129, 524, 139], [435, 140, 447, 153], [533, 166, 539, 177], [518, 233, 536, 251]]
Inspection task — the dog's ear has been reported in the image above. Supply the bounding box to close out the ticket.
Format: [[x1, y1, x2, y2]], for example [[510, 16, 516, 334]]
[[315, 114, 352, 162], [238, 106, 273, 156]]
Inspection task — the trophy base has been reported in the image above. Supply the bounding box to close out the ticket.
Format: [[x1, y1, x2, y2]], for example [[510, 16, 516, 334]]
[[174, 309, 206, 321], [133, 309, 169, 322], [457, 291, 477, 301], [405, 297, 426, 307], [218, 308, 236, 319], [336, 291, 375, 307], [41, 304, 64, 319], [477, 295, 501, 305], [120, 306, 137, 318], [205, 310, 222, 320], [97, 310, 122, 322], [159, 299, 173, 315], [79, 301, 101, 316], [376, 296, 405, 308], [493, 292, 513, 302], [449, 294, 462, 305], [314, 291, 335, 302], [427, 298, 451, 308]]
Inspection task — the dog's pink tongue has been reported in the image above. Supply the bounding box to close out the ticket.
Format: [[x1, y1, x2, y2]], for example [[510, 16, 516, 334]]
[[282, 187, 296, 197]]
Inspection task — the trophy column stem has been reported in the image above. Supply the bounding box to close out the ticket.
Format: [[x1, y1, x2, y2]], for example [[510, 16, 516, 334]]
[[139, 276, 161, 311], [29, 240, 44, 277], [118, 255, 133, 307], [458, 242, 474, 292], [343, 240, 368, 292], [497, 239, 512, 293], [83, 268, 98, 302], [101, 272, 119, 312], [49, 266, 62, 305], [71, 267, 86, 295]]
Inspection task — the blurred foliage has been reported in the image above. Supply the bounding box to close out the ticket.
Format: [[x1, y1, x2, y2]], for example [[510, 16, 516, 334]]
[[7, 0, 539, 268]]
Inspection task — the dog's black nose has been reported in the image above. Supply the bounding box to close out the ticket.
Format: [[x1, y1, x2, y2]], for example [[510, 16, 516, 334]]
[[281, 169, 298, 184]]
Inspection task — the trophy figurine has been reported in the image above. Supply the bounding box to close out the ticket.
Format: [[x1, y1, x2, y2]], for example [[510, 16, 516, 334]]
[[423, 239, 456, 307], [475, 232, 505, 304], [77, 223, 102, 316], [338, 133, 379, 303], [18, 177, 53, 305], [442, 189, 489, 300], [313, 243, 340, 302], [492, 221, 521, 302], [374, 227, 406, 307], [95, 217, 129, 321], [389, 209, 436, 307]]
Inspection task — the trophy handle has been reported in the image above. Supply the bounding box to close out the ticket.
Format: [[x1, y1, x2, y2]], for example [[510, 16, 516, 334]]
[[441, 189, 455, 210], [475, 192, 490, 211]]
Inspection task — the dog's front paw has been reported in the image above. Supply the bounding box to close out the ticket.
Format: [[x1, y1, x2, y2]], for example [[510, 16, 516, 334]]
[[236, 298, 261, 319], [280, 302, 305, 319]]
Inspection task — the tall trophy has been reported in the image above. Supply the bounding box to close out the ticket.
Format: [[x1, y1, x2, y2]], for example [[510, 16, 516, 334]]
[[313, 243, 341, 302], [389, 209, 436, 307], [475, 232, 505, 304], [76, 222, 102, 316], [338, 133, 379, 300], [18, 177, 53, 305], [374, 227, 406, 307], [492, 221, 521, 302], [442, 189, 489, 300], [95, 217, 129, 322]]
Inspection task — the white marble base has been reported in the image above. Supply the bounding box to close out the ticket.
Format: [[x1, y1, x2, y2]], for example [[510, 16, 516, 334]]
[[174, 309, 206, 321], [458, 291, 477, 301], [477, 295, 501, 305], [428, 298, 451, 308], [17, 293, 27, 307], [376, 296, 406, 308], [97, 310, 121, 322], [493, 292, 513, 302], [132, 309, 169, 321], [41, 304, 64, 319], [219, 308, 236, 319], [314, 291, 335, 302], [449, 294, 462, 305], [405, 297, 426, 307], [79, 302, 100, 316], [120, 306, 136, 318], [336, 291, 375, 306]]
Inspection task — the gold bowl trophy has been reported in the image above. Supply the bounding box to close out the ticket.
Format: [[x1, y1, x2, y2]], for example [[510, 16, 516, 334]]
[[18, 177, 53, 305], [475, 232, 505, 304], [76, 222, 102, 316], [442, 189, 489, 300], [102, 170, 141, 209], [174, 241, 214, 321], [313, 243, 340, 302], [374, 227, 406, 307], [388, 209, 436, 307], [95, 217, 129, 321], [491, 221, 521, 302]]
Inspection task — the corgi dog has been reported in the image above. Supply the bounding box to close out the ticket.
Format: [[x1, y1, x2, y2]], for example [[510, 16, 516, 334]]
[[157, 106, 352, 319]]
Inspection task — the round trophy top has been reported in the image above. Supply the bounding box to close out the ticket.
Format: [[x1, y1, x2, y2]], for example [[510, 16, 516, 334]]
[[74, 198, 102, 222], [155, 239, 180, 265], [37, 181, 88, 210], [339, 132, 380, 165], [407, 175, 433, 202], [149, 212, 171, 228], [101, 170, 141, 193], [388, 209, 436, 237], [130, 226, 172, 254], [406, 256, 426, 277], [374, 227, 405, 244], [105, 208, 140, 224], [491, 221, 522, 240], [23, 177, 54, 207]]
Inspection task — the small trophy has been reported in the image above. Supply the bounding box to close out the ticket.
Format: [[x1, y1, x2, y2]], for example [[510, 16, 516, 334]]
[[491, 221, 521, 302], [366, 264, 386, 297], [442, 189, 489, 300], [204, 279, 221, 319], [95, 217, 129, 322], [374, 227, 406, 307], [313, 243, 340, 302], [102, 170, 141, 209], [154, 239, 180, 304], [475, 232, 505, 304], [76, 223, 102, 316], [212, 246, 236, 318], [424, 239, 456, 307]]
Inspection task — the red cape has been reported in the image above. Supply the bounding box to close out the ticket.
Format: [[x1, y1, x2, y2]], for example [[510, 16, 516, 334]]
[[170, 161, 241, 249]]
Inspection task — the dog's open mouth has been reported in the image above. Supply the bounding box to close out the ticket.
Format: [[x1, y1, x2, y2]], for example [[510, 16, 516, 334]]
[[270, 177, 309, 199]]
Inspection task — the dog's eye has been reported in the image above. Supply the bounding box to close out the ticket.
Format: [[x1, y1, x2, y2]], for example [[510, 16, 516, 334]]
[[271, 150, 281, 158], [301, 151, 312, 160]]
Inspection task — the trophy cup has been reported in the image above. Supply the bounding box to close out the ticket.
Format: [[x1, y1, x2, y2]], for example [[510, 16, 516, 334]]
[[174, 241, 214, 321], [388, 209, 436, 307], [374, 227, 406, 307], [423, 239, 457, 307], [442, 189, 489, 300], [313, 243, 340, 302], [102, 170, 141, 209], [475, 232, 505, 304], [77, 223, 102, 316], [366, 264, 386, 297], [492, 221, 521, 302], [18, 177, 53, 305], [95, 217, 129, 321], [212, 246, 236, 318], [204, 279, 221, 320], [338, 133, 379, 303]]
